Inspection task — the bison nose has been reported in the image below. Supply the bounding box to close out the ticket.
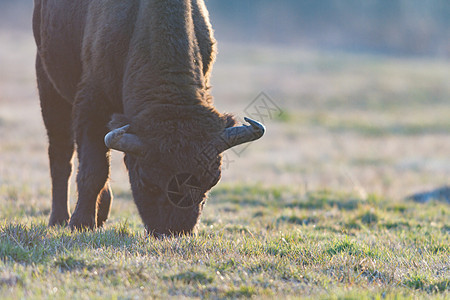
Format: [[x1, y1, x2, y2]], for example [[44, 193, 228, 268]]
[[146, 228, 171, 239], [151, 231, 169, 239]]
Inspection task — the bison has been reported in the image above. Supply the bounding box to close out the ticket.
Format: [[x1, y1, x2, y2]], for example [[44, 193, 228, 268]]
[[33, 0, 265, 236]]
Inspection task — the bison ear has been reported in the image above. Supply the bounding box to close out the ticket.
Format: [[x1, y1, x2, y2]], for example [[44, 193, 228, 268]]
[[104, 125, 145, 156], [108, 113, 131, 131], [223, 113, 237, 128]]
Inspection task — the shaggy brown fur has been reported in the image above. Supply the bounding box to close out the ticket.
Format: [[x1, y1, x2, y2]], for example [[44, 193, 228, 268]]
[[33, 0, 235, 235]]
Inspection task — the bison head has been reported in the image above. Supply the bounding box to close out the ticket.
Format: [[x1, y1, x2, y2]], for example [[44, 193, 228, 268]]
[[104, 113, 264, 237]]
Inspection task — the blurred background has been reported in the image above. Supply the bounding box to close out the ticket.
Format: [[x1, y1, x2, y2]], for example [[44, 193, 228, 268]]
[[0, 0, 449, 202], [209, 0, 450, 57]]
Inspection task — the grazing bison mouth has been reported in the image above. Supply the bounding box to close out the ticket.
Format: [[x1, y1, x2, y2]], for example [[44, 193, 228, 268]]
[[107, 117, 265, 236], [124, 156, 211, 237]]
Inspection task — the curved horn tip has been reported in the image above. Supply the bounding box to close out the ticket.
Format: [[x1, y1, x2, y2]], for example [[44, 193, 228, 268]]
[[104, 124, 131, 149], [117, 124, 131, 133], [244, 117, 266, 135]]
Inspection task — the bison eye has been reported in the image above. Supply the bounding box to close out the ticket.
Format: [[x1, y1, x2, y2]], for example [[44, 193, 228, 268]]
[[144, 183, 161, 195], [140, 175, 161, 195]]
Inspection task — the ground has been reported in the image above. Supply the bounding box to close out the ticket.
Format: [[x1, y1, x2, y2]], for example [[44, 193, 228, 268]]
[[0, 28, 449, 299]]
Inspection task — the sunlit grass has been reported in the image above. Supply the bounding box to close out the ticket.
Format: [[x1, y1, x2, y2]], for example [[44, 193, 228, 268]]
[[1, 185, 449, 298]]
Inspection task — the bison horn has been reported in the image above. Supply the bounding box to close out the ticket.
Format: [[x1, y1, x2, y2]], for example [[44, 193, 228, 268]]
[[104, 125, 144, 155], [216, 117, 265, 152]]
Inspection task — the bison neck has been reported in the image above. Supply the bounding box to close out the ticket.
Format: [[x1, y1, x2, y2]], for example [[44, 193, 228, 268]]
[[123, 0, 208, 119]]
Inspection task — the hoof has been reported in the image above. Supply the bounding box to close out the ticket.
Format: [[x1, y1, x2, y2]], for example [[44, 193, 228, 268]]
[[96, 216, 108, 228], [69, 213, 96, 231], [48, 213, 70, 227]]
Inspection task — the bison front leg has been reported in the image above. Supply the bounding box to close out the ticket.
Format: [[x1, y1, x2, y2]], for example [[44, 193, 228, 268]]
[[36, 56, 74, 226], [69, 90, 112, 230]]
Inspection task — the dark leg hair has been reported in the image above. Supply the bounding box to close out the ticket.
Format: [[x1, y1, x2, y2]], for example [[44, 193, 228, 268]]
[[69, 84, 112, 230], [36, 56, 74, 226], [96, 183, 113, 227]]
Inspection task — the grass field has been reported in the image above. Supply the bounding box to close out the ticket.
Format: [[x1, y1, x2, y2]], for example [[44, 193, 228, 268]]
[[0, 27, 449, 299], [1, 187, 449, 298]]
